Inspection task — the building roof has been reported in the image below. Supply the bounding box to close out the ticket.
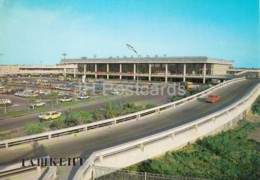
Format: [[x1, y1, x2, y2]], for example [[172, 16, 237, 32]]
[[60, 56, 234, 65]]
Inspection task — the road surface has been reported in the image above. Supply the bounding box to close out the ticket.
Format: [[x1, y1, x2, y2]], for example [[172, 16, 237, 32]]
[[0, 79, 258, 179], [0, 91, 171, 132]]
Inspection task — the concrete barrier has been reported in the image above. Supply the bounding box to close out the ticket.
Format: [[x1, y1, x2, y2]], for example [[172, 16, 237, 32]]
[[74, 81, 260, 180], [0, 156, 49, 178], [0, 77, 245, 149], [41, 166, 57, 180]]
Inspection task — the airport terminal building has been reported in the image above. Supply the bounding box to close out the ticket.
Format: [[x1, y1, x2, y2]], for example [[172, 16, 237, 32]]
[[61, 56, 234, 83]]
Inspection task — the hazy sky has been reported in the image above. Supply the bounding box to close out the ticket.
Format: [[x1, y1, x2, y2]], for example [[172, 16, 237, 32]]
[[0, 0, 259, 67]]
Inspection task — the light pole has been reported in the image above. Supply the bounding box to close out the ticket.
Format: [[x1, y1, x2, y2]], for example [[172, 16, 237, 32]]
[[126, 44, 139, 88], [62, 52, 67, 60]]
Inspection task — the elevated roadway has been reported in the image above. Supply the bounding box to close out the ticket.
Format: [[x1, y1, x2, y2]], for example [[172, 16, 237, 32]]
[[0, 79, 259, 179]]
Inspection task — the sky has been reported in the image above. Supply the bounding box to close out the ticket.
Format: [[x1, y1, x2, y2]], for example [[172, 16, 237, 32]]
[[0, 0, 259, 67]]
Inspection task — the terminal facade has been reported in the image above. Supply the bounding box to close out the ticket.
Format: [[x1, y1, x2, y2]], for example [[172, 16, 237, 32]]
[[61, 56, 233, 83]]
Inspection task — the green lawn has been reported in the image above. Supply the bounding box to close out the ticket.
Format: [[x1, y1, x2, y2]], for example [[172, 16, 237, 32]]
[[127, 120, 260, 179]]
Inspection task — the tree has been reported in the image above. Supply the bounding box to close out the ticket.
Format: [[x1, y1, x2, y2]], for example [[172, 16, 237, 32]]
[[25, 122, 45, 135]]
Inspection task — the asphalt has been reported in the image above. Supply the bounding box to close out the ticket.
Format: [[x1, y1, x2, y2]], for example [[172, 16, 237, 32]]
[[0, 91, 171, 132], [0, 94, 29, 111], [0, 79, 258, 179]]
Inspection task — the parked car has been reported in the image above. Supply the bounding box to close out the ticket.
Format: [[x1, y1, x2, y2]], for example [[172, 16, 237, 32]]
[[59, 96, 72, 102], [0, 88, 7, 94], [77, 95, 89, 100], [39, 111, 61, 120], [30, 101, 46, 108], [0, 99, 12, 106], [206, 95, 221, 103], [111, 91, 120, 95], [39, 90, 51, 95], [6, 87, 17, 94]]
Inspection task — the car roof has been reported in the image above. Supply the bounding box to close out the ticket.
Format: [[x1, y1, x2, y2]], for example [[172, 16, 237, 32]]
[[46, 111, 58, 113]]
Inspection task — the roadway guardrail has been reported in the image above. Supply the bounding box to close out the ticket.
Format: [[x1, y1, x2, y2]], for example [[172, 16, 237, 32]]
[[0, 156, 49, 178], [0, 77, 245, 149]]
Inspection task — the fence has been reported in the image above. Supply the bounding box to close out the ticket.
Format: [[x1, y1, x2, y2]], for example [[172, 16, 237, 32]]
[[0, 77, 245, 149], [93, 166, 206, 180]]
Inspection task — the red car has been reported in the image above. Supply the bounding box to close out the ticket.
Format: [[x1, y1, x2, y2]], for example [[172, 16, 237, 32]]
[[206, 95, 220, 103]]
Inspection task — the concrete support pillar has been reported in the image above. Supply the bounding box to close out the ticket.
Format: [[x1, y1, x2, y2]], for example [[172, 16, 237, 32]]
[[83, 64, 86, 76], [133, 64, 136, 80], [64, 67, 67, 77], [170, 133, 175, 141], [139, 143, 144, 151], [94, 64, 97, 79], [107, 64, 109, 80], [148, 63, 151, 81], [119, 64, 122, 80], [183, 64, 186, 82], [99, 156, 103, 163], [203, 63, 206, 84], [82, 64, 86, 82], [194, 124, 198, 131], [73, 65, 76, 78], [165, 64, 168, 83], [82, 75, 86, 83]]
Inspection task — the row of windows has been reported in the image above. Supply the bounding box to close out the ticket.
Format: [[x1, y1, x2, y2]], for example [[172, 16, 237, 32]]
[[78, 64, 212, 75]]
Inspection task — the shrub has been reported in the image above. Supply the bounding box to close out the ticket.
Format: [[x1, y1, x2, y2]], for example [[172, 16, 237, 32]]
[[25, 121, 45, 135], [104, 102, 121, 118], [128, 121, 260, 179], [49, 115, 68, 130], [66, 110, 93, 126], [145, 104, 157, 109], [171, 96, 183, 102], [252, 96, 260, 115], [93, 110, 105, 120]]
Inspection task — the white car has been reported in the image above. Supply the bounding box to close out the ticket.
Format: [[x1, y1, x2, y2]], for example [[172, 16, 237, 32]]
[[77, 95, 89, 100], [30, 101, 46, 108], [0, 99, 12, 106], [111, 91, 120, 95], [59, 97, 72, 102], [39, 90, 51, 95]]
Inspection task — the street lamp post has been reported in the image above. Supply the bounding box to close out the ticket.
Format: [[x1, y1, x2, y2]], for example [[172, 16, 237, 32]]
[[62, 52, 67, 60], [126, 44, 140, 88]]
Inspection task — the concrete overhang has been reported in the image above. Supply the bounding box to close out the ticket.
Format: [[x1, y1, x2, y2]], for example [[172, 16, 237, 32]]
[[60, 56, 234, 65]]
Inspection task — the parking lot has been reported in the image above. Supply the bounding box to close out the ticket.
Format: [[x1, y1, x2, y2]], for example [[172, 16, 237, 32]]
[[0, 77, 154, 116]]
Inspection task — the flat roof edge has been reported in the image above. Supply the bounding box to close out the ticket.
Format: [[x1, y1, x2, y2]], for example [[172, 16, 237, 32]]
[[60, 56, 233, 65]]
